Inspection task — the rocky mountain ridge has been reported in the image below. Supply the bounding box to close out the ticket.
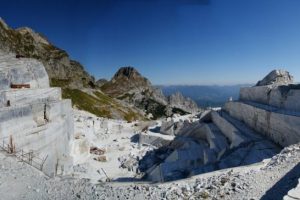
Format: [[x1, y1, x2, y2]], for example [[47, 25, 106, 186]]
[[101, 66, 199, 118]]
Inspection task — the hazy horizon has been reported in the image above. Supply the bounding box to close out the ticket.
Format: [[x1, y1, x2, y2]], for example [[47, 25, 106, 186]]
[[1, 0, 300, 85]]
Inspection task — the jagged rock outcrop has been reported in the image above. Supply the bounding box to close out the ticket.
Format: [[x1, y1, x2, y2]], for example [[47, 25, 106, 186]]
[[0, 17, 93, 88], [256, 69, 293, 86], [102, 67, 165, 101], [168, 92, 199, 114], [101, 67, 198, 118], [101, 67, 168, 119], [95, 78, 108, 87]]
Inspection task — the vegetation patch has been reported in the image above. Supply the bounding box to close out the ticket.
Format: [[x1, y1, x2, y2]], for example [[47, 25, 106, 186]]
[[50, 78, 71, 88], [117, 93, 135, 101], [62, 88, 112, 118], [56, 88, 142, 121], [142, 98, 167, 119], [172, 107, 190, 115]]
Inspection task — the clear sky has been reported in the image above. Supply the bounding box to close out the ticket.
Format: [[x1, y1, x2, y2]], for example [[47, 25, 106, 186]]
[[1, 0, 300, 85]]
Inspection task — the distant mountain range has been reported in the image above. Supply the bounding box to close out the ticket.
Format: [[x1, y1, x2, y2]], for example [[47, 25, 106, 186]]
[[159, 84, 253, 108]]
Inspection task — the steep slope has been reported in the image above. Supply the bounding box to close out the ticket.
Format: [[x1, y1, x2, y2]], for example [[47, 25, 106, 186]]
[[0, 18, 92, 88], [51, 80, 143, 121], [101, 67, 198, 119], [101, 67, 169, 119]]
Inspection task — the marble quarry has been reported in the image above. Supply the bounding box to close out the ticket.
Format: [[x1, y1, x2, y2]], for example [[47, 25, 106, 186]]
[[145, 69, 300, 182], [0, 50, 74, 177]]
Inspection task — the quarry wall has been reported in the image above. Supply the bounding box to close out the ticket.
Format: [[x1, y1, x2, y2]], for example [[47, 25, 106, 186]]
[[224, 101, 300, 147], [0, 51, 74, 177]]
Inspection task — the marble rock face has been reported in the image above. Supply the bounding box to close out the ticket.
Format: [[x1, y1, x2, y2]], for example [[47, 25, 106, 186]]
[[0, 50, 74, 177], [0, 52, 49, 90], [224, 101, 300, 147], [240, 84, 300, 112]]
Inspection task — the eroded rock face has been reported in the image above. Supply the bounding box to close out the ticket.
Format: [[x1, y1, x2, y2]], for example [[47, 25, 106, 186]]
[[256, 69, 293, 86], [168, 92, 199, 114]]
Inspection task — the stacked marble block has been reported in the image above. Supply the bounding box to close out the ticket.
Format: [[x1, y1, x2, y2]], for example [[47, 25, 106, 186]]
[[0, 51, 74, 177], [147, 112, 280, 182], [225, 83, 300, 147]]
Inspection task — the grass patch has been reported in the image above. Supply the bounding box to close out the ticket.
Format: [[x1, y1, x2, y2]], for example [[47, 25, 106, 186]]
[[62, 88, 112, 118], [59, 88, 142, 121], [50, 78, 71, 88]]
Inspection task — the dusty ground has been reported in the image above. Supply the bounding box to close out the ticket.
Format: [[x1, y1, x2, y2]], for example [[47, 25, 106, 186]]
[[0, 110, 299, 200], [0, 142, 299, 200]]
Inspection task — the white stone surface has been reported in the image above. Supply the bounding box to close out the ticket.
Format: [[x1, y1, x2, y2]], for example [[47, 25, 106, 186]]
[[224, 101, 300, 147], [211, 111, 246, 148], [0, 50, 74, 177], [0, 88, 61, 107], [240, 84, 300, 112], [0, 51, 49, 90]]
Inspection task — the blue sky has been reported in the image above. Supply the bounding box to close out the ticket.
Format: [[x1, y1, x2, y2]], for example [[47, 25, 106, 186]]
[[1, 0, 300, 85]]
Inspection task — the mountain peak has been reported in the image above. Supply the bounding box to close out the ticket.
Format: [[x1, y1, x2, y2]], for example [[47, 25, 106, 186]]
[[113, 66, 141, 80]]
